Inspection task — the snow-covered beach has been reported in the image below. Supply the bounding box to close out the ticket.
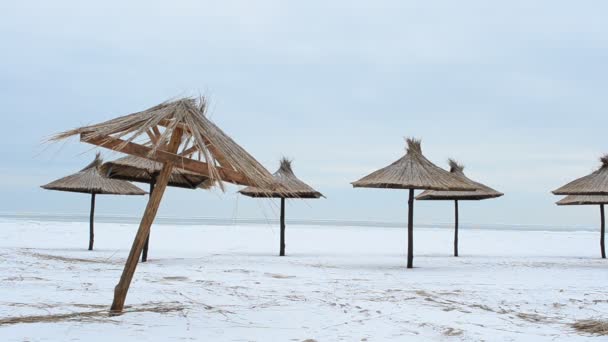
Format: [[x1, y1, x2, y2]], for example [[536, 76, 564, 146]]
[[0, 218, 606, 341]]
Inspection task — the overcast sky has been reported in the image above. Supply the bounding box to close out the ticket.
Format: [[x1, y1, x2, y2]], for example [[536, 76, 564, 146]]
[[1, 1, 607, 227]]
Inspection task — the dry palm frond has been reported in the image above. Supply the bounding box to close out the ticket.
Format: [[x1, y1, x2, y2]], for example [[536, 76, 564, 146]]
[[417, 159, 503, 201], [101, 155, 212, 189], [50, 97, 275, 191], [352, 138, 476, 191], [240, 158, 323, 199], [41, 153, 146, 195], [553, 155, 608, 195]]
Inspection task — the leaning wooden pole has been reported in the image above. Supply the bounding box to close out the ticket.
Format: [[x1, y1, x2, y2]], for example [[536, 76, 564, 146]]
[[454, 200, 459, 257], [601, 204, 606, 259], [111, 129, 181, 313], [89, 193, 96, 251], [141, 176, 156, 263], [280, 197, 286, 256], [407, 189, 414, 269]]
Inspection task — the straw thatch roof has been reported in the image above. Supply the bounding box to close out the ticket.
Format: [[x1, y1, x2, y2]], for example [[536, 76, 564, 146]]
[[416, 159, 503, 201], [351, 138, 476, 191], [101, 156, 213, 189], [50, 97, 276, 191], [553, 155, 608, 195], [556, 195, 608, 206], [41, 153, 147, 195], [239, 158, 323, 199]]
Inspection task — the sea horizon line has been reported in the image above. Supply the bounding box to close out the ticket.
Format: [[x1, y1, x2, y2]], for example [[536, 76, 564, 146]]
[[0, 212, 596, 232]]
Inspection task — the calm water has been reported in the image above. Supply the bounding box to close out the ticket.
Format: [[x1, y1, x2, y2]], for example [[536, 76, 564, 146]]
[[0, 212, 595, 232]]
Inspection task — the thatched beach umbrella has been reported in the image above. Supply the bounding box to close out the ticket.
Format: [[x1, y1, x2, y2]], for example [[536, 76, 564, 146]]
[[557, 195, 608, 258], [101, 155, 213, 262], [51, 97, 277, 313], [41, 153, 146, 250], [416, 159, 503, 257], [102, 155, 213, 189], [553, 155, 608, 259], [351, 138, 475, 268], [239, 158, 324, 256], [553, 155, 608, 196]]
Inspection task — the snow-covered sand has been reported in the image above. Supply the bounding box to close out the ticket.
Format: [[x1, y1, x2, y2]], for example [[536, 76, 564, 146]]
[[0, 218, 606, 341]]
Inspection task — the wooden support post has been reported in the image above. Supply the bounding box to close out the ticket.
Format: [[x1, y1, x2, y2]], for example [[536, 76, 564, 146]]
[[141, 176, 156, 263], [110, 128, 182, 313], [407, 189, 414, 269], [454, 200, 459, 257], [81, 134, 253, 186], [280, 198, 286, 256], [601, 204, 606, 259], [89, 193, 96, 251]]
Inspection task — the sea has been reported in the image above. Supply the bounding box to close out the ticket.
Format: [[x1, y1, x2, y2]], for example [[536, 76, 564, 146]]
[[0, 212, 595, 232]]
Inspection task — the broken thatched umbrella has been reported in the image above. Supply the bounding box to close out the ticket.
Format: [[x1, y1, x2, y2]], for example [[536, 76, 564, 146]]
[[50, 97, 278, 313]]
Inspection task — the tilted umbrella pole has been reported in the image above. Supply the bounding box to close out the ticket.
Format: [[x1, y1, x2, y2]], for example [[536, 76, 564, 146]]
[[111, 128, 182, 313]]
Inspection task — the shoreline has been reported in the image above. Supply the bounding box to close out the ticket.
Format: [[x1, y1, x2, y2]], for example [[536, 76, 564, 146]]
[[0, 212, 596, 232]]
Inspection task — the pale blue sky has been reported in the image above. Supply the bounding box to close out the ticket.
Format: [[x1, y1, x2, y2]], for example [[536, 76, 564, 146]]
[[1, 1, 607, 227]]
